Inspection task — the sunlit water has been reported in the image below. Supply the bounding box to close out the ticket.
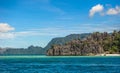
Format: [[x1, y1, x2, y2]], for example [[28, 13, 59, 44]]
[[0, 56, 120, 73]]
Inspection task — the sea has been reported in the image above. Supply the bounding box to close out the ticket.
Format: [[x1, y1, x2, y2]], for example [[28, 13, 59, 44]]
[[0, 56, 120, 73]]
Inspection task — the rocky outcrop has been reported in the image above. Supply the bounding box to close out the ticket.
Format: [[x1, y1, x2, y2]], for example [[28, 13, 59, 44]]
[[47, 40, 103, 56]]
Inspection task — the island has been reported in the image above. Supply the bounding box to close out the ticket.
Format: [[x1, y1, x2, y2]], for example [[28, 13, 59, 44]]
[[47, 30, 120, 56]]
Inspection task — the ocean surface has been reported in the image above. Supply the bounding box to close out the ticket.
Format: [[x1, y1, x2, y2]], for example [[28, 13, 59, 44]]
[[0, 56, 120, 73]]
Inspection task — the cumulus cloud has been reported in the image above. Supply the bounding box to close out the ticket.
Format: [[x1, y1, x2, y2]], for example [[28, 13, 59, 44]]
[[106, 6, 120, 15], [0, 23, 15, 39], [0, 23, 15, 32], [89, 4, 120, 17], [89, 4, 104, 17]]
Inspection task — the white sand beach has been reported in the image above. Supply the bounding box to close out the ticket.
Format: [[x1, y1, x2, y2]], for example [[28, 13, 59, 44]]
[[96, 54, 120, 56]]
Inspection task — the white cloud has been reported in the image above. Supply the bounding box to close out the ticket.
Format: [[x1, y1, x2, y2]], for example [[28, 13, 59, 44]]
[[106, 6, 120, 15], [89, 4, 120, 17], [0, 23, 15, 32], [0, 23, 15, 39], [89, 4, 104, 17]]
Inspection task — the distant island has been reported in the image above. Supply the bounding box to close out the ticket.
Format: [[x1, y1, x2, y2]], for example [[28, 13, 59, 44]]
[[0, 30, 120, 56], [0, 45, 44, 55]]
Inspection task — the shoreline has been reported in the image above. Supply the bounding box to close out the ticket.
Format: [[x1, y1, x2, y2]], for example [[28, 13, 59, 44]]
[[0, 54, 120, 59], [0, 54, 120, 56]]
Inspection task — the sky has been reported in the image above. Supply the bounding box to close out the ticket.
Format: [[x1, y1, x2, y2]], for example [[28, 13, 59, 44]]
[[0, 0, 120, 48]]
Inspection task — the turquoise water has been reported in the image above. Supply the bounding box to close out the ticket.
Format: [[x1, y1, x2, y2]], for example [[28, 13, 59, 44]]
[[0, 56, 120, 73]]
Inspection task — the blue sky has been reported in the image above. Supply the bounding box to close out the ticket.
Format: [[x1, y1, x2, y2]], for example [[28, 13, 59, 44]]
[[0, 0, 120, 48]]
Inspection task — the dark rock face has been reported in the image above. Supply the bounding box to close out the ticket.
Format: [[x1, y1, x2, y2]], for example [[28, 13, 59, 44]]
[[47, 31, 120, 56], [47, 40, 103, 56]]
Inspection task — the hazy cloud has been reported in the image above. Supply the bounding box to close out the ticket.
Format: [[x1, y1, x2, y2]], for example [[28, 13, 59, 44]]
[[0, 23, 119, 39], [89, 4, 104, 17], [14, 23, 120, 37], [0, 32, 15, 39]]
